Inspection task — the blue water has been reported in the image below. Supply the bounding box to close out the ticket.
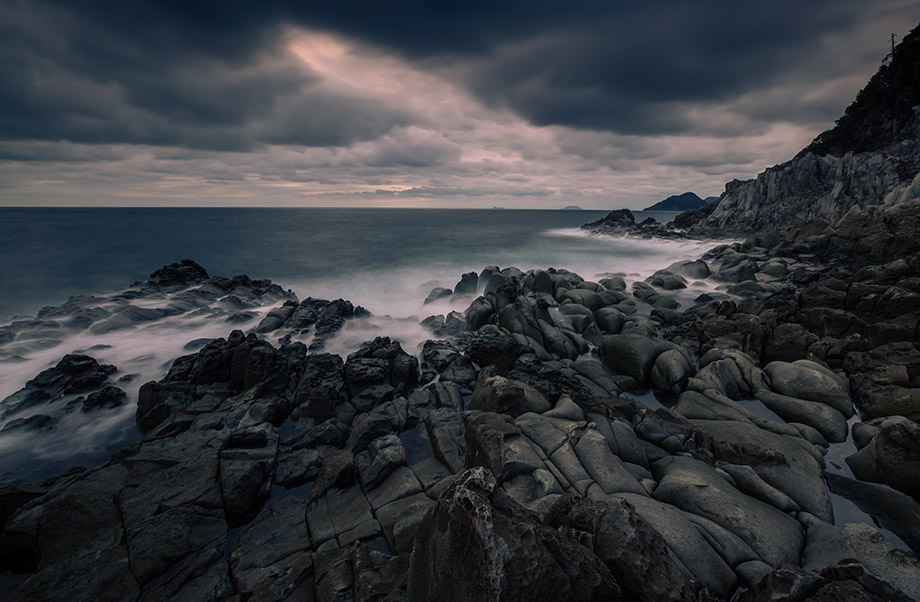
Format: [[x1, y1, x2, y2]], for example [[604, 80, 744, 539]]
[[0, 207, 683, 319]]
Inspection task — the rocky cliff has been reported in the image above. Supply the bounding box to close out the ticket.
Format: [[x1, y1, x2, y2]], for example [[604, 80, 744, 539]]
[[691, 23, 920, 235]]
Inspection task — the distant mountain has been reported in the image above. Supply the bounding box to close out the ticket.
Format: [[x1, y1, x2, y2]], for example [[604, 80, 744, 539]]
[[559, 205, 583, 210], [644, 192, 715, 211]]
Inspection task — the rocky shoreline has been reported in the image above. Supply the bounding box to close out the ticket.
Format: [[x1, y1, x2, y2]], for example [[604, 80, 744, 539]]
[[1, 219, 918, 602]]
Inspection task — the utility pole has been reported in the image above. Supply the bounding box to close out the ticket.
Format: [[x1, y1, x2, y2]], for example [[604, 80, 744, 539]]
[[891, 33, 897, 58]]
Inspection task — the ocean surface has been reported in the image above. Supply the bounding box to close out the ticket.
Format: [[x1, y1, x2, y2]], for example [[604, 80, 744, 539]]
[[1, 207, 690, 320]]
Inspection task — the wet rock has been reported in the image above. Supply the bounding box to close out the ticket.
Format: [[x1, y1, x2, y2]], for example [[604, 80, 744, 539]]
[[145, 259, 209, 289], [719, 258, 758, 283], [81, 385, 127, 412], [1, 414, 55, 432], [667, 259, 711, 279], [646, 270, 688, 290], [1, 354, 117, 419]]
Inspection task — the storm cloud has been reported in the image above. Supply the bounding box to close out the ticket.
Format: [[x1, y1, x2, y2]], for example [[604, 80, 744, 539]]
[[1, 0, 918, 207]]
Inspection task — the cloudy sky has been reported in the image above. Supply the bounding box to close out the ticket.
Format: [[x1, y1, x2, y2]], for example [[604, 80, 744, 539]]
[[1, 1, 918, 209]]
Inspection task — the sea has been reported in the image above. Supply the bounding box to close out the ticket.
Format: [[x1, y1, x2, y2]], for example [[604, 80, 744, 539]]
[[0, 207, 692, 320]]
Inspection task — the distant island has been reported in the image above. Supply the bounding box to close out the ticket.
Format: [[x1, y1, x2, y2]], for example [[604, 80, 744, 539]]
[[643, 191, 718, 211], [559, 205, 583, 210]]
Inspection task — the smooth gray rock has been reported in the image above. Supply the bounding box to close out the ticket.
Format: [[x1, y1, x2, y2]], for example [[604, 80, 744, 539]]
[[801, 517, 920, 601], [756, 390, 849, 443], [612, 492, 738, 597], [650, 349, 693, 395], [691, 418, 832, 522], [599, 334, 668, 384], [763, 361, 854, 417], [652, 456, 804, 567]]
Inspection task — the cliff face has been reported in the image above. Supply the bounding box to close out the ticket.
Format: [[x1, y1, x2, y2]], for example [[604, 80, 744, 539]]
[[691, 23, 920, 236], [694, 134, 920, 234]]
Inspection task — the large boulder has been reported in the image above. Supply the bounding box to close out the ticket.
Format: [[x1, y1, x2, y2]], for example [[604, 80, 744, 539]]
[[762, 360, 854, 417], [599, 334, 667, 384], [649, 350, 693, 395]]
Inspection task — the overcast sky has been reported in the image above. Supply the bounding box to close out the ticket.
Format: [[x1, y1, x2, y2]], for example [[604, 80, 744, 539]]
[[1, 0, 918, 209]]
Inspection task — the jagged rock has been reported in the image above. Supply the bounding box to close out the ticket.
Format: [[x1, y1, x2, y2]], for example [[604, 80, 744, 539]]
[[424, 287, 452, 304], [407, 467, 620, 601], [1, 354, 117, 419], [549, 495, 701, 601], [469, 366, 551, 417]]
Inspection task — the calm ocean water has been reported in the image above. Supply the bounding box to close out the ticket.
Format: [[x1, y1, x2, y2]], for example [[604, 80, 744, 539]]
[[0, 207, 686, 319]]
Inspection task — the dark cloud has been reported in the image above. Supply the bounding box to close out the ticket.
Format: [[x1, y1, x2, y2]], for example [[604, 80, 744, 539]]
[[0, 0, 410, 150], [1, 0, 918, 207], [3, 0, 913, 149]]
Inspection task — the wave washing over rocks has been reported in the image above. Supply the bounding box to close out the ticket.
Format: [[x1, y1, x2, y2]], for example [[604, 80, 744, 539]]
[[1, 232, 920, 601]]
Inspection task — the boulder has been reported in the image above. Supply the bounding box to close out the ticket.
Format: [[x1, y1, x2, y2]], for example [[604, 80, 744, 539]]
[[599, 334, 669, 384], [763, 360, 854, 417], [650, 350, 693, 395]]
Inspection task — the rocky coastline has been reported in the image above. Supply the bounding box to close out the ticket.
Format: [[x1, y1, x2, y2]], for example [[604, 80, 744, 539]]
[[0, 218, 919, 602], [3, 19, 920, 602]]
